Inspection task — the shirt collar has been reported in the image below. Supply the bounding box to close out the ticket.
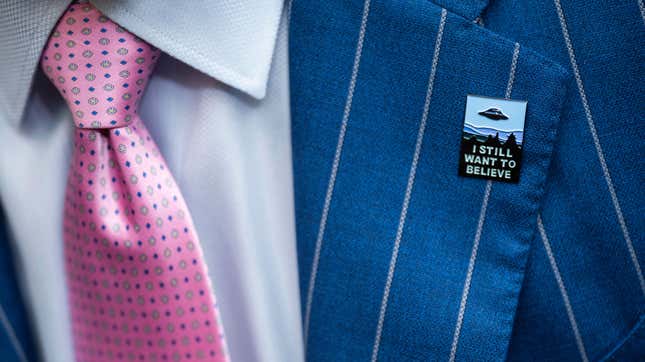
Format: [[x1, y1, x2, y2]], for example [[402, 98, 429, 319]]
[[0, 0, 72, 128], [92, 0, 284, 99], [1, 0, 284, 128]]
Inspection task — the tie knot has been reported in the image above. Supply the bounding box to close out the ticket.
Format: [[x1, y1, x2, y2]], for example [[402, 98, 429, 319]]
[[41, 3, 160, 129]]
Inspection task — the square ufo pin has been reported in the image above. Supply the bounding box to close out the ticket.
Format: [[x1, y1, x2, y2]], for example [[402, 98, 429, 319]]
[[458, 94, 528, 183]]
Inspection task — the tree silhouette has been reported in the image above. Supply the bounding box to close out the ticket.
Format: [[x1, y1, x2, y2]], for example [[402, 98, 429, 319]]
[[505, 133, 517, 146], [485, 132, 501, 146], [504, 133, 520, 151]]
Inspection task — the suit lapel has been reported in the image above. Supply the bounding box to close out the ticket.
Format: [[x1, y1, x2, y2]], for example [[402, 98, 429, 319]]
[[289, 0, 568, 360]]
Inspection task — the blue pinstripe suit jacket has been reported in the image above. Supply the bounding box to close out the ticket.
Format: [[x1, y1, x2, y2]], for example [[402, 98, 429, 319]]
[[290, 0, 644, 361], [0, 208, 38, 362]]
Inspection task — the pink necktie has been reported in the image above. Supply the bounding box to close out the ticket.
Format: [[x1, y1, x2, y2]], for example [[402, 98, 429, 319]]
[[41, 3, 229, 361]]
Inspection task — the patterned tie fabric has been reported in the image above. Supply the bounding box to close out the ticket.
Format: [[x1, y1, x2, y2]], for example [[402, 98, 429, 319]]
[[40, 3, 229, 361]]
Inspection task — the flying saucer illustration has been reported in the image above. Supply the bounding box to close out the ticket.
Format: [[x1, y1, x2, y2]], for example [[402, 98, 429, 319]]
[[478, 107, 509, 120]]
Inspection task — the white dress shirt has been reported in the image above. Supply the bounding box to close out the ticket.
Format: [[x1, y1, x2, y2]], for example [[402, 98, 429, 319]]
[[0, 1, 304, 362]]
